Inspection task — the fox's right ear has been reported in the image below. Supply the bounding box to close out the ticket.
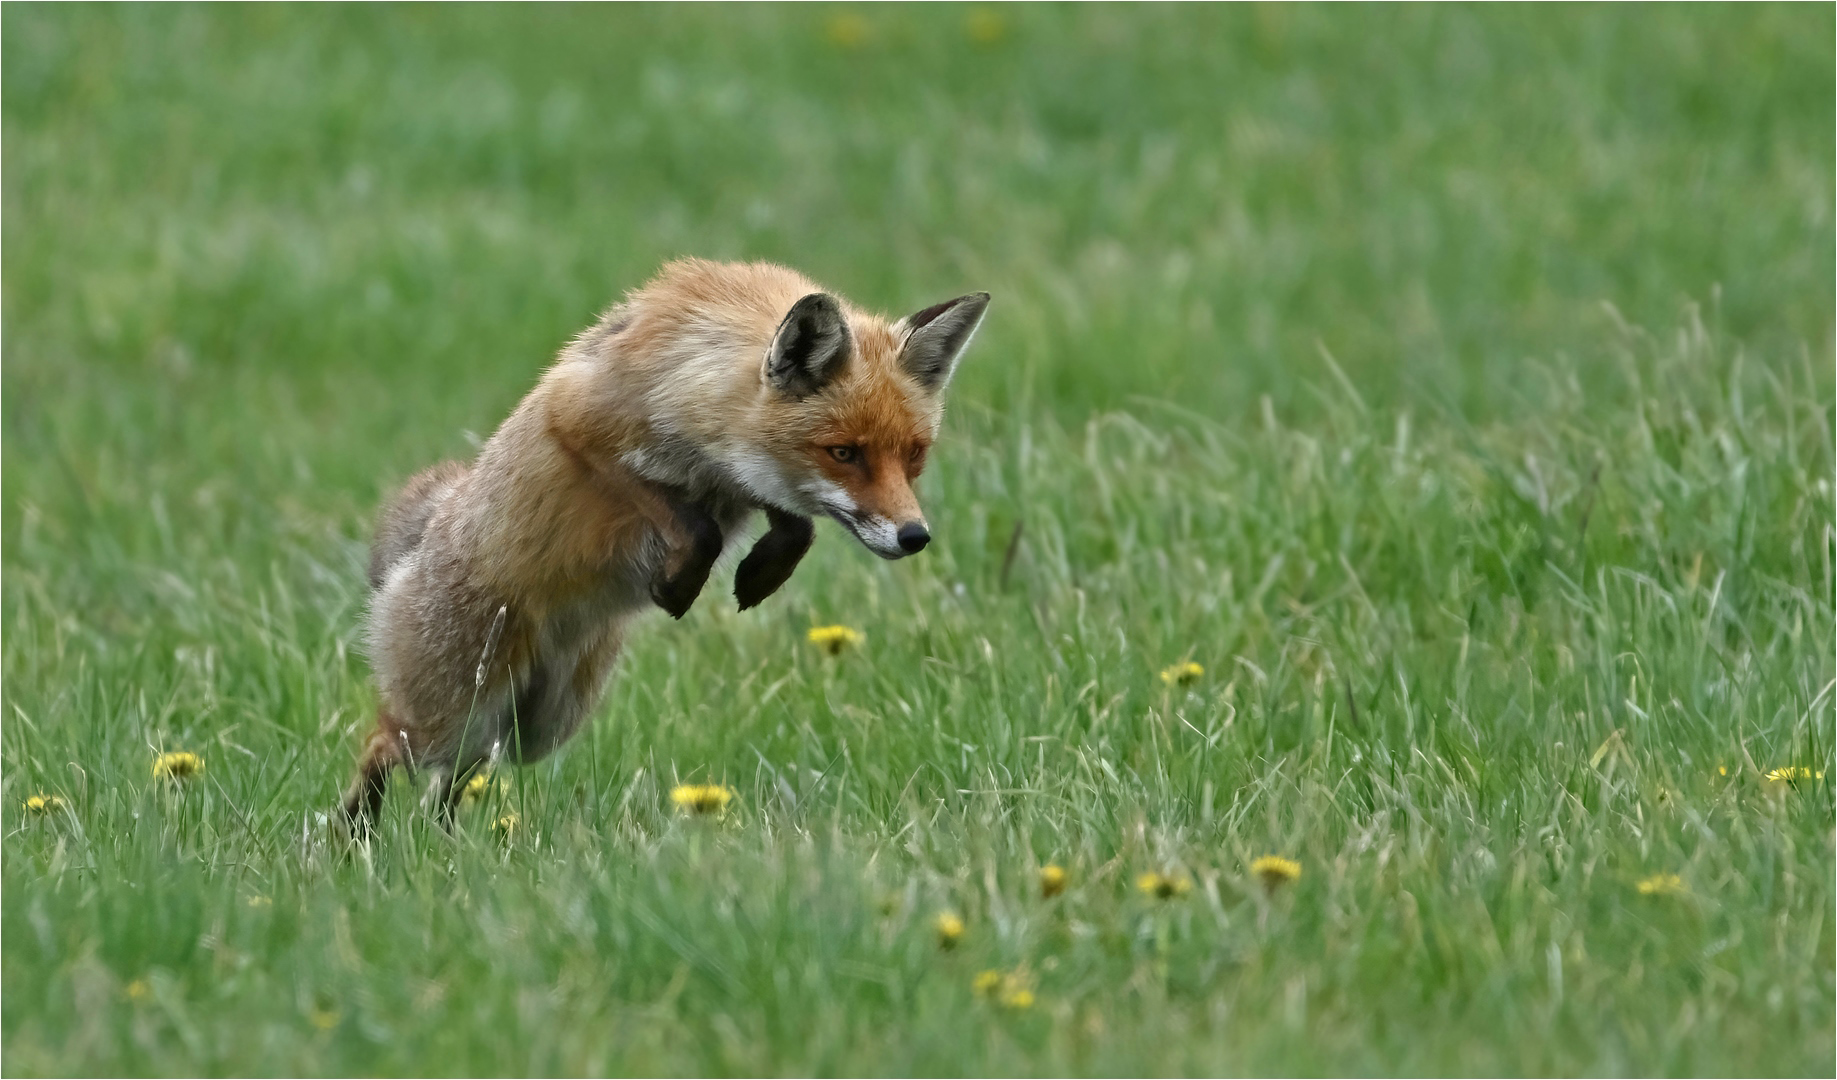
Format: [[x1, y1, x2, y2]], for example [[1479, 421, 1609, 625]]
[[897, 292, 990, 393], [765, 293, 853, 398]]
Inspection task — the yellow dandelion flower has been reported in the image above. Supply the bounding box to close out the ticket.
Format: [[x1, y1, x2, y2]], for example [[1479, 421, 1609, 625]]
[[1160, 661, 1204, 687], [1250, 855, 1302, 890], [825, 12, 869, 49], [965, 9, 1007, 45], [1764, 766, 1824, 784], [308, 1006, 341, 1031], [1039, 863, 1068, 898], [1137, 871, 1191, 899], [24, 794, 65, 816], [492, 812, 520, 837], [973, 969, 1034, 1008], [807, 625, 864, 655], [934, 911, 965, 949], [669, 783, 736, 815], [125, 979, 151, 1002], [460, 772, 511, 806], [152, 751, 203, 780], [1716, 765, 1728, 777], [1636, 873, 1686, 896]]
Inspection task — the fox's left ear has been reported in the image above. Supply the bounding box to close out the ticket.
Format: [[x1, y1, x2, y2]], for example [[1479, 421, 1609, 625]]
[[767, 293, 853, 398], [897, 292, 990, 393]]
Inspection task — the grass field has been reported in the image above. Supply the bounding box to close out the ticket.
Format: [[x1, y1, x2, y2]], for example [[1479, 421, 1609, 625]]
[[4, 4, 1833, 1075]]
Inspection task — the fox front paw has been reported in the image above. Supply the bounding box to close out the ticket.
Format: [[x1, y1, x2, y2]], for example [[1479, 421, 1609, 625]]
[[651, 575, 706, 620], [734, 510, 815, 611], [651, 498, 723, 619]]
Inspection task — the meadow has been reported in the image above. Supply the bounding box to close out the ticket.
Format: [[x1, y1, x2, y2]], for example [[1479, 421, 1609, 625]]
[[3, 5, 1833, 1075]]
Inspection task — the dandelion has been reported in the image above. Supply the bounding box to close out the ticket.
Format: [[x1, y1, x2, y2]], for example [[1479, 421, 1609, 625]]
[[1137, 871, 1191, 899], [965, 8, 1007, 45], [1636, 873, 1686, 897], [309, 1006, 341, 1031], [125, 979, 151, 1003], [152, 751, 204, 781], [1039, 863, 1068, 898], [1764, 766, 1824, 784], [972, 969, 1034, 1009], [1716, 765, 1728, 777], [460, 771, 508, 805], [670, 783, 736, 815], [492, 812, 520, 837], [934, 911, 965, 949], [24, 794, 65, 816], [1250, 855, 1302, 891], [808, 625, 864, 656], [825, 12, 869, 48], [1160, 661, 1204, 687]]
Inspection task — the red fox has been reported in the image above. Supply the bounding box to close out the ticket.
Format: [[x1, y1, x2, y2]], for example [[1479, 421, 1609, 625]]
[[341, 258, 989, 833]]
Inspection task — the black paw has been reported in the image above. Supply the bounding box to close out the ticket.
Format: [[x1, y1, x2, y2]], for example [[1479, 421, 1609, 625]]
[[651, 498, 723, 619], [734, 510, 815, 611], [651, 575, 705, 620]]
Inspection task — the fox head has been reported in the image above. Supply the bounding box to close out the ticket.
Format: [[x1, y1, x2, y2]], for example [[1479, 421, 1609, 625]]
[[748, 290, 989, 559]]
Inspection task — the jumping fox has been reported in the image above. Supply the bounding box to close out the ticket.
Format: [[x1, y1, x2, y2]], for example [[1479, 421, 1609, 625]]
[[342, 259, 989, 832]]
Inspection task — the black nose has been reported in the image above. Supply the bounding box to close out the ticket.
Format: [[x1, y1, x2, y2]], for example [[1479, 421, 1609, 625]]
[[896, 522, 930, 554]]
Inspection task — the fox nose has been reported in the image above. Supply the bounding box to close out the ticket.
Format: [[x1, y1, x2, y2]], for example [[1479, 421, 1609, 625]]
[[896, 522, 931, 554]]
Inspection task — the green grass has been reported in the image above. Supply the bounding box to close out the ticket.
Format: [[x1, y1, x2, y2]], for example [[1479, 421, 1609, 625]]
[[4, 4, 1832, 1075]]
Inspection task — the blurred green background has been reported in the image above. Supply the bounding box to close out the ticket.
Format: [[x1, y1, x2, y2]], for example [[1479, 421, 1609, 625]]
[[4, 5, 1832, 1075], [8, 5, 1831, 452]]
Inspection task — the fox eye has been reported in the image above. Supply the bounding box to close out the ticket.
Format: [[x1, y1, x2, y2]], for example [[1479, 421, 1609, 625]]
[[828, 445, 860, 464]]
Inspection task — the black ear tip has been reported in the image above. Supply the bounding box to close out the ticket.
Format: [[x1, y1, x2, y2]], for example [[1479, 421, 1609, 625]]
[[784, 293, 850, 343], [949, 292, 992, 319], [792, 292, 843, 316], [906, 292, 990, 332]]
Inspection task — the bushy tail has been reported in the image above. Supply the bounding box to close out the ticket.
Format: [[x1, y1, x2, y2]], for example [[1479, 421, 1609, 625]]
[[367, 461, 469, 590]]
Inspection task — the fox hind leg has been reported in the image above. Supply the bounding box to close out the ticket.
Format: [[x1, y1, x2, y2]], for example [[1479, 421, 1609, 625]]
[[339, 720, 402, 838]]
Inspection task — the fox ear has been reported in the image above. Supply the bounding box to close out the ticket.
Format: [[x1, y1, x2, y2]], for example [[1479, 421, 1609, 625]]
[[898, 292, 989, 393], [766, 293, 853, 398]]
